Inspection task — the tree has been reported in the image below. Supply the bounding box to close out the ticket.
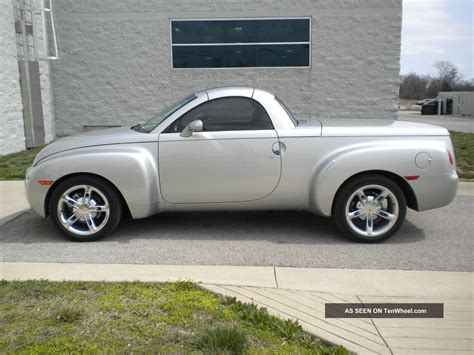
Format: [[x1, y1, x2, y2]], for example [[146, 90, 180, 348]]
[[399, 61, 472, 99], [455, 78, 474, 92], [433, 60, 463, 92], [399, 73, 429, 99]]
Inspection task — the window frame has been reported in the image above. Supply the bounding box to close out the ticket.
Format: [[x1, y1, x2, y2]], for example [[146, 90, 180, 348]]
[[163, 96, 275, 133], [170, 17, 312, 70]]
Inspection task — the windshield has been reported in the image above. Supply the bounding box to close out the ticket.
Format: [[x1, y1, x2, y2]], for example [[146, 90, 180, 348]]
[[135, 94, 197, 133]]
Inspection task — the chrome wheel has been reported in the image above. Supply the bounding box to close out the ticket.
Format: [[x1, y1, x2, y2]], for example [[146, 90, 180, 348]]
[[57, 184, 110, 236], [344, 184, 399, 238]]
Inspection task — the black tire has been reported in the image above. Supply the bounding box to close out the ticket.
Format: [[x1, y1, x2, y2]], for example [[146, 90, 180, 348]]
[[333, 174, 407, 243], [49, 175, 123, 241]]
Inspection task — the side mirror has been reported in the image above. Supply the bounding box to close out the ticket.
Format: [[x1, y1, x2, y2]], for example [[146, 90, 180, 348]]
[[180, 119, 203, 137]]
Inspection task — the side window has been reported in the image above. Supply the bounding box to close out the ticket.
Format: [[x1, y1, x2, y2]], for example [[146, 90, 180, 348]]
[[166, 97, 274, 133]]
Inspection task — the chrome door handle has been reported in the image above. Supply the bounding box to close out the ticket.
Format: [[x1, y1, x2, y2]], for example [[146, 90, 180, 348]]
[[272, 142, 281, 155]]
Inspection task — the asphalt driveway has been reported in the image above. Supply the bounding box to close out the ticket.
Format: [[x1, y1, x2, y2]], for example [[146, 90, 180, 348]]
[[0, 195, 472, 272], [397, 111, 473, 133]]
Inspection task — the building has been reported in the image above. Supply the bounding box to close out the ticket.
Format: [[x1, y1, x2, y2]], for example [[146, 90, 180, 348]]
[[438, 92, 474, 117], [0, 0, 403, 155], [0, 0, 56, 155]]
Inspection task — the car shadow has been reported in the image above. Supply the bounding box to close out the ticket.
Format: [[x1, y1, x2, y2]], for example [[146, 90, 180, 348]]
[[0, 210, 425, 245]]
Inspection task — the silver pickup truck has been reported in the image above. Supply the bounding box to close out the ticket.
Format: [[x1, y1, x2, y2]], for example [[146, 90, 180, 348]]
[[26, 87, 458, 242]]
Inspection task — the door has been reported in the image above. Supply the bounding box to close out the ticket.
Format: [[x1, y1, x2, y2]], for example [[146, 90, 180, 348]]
[[158, 97, 281, 203]]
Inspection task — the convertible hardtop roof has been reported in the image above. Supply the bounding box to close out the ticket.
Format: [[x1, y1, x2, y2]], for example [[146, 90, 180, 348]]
[[197, 87, 274, 100]]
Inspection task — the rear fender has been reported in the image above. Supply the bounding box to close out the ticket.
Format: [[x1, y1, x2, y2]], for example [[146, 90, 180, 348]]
[[307, 140, 451, 216]]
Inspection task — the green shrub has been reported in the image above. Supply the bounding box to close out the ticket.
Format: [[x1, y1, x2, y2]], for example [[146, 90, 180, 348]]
[[275, 319, 304, 341], [191, 323, 249, 354], [53, 306, 83, 323]]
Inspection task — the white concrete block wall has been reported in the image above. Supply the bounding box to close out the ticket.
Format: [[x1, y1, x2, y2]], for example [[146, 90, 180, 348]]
[[0, 0, 26, 155], [51, 0, 402, 136]]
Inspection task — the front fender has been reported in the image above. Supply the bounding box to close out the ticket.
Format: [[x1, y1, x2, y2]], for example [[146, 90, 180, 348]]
[[307, 140, 452, 216], [26, 143, 159, 219]]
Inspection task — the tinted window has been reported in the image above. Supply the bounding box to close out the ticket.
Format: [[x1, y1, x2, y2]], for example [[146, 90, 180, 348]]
[[172, 21, 223, 43], [224, 46, 257, 67], [223, 20, 257, 43], [258, 19, 310, 42], [171, 18, 310, 68], [258, 44, 310, 67], [173, 46, 222, 68], [166, 97, 274, 133]]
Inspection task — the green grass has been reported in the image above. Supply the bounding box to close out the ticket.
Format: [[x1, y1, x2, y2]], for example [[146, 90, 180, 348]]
[[0, 146, 42, 181], [450, 131, 474, 181], [0, 280, 347, 354], [1, 131, 472, 181], [191, 322, 249, 354]]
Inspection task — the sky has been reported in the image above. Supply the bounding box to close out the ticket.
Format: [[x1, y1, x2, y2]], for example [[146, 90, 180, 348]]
[[400, 0, 473, 79]]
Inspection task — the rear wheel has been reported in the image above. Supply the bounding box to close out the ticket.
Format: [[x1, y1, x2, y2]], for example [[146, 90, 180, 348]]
[[333, 175, 407, 242], [49, 175, 123, 241]]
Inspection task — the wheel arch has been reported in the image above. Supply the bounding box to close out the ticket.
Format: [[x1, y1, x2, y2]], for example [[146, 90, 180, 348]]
[[330, 170, 418, 215], [44, 172, 132, 218]]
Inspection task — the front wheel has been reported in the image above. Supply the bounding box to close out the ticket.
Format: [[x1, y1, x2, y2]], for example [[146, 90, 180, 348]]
[[49, 175, 123, 241], [333, 175, 407, 243]]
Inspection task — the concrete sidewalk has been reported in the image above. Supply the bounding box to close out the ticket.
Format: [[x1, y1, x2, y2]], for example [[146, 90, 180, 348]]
[[0, 181, 29, 225], [1, 262, 472, 354]]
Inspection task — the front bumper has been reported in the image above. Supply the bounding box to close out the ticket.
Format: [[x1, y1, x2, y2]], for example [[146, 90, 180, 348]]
[[25, 165, 52, 218]]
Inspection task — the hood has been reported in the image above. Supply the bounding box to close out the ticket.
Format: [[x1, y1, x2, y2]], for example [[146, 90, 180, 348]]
[[319, 119, 449, 137], [33, 126, 155, 165]]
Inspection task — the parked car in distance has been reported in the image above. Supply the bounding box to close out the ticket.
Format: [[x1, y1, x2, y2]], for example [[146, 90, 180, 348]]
[[25, 87, 458, 242], [421, 98, 440, 115], [415, 98, 433, 106]]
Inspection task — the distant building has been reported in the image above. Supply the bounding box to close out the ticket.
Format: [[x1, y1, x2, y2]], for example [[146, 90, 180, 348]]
[[438, 92, 474, 117], [1, 0, 403, 155]]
